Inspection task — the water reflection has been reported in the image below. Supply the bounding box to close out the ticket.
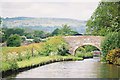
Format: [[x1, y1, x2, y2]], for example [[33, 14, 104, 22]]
[[8, 57, 120, 78]]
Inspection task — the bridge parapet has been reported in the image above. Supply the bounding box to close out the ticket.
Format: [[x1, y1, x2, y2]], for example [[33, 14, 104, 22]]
[[63, 36, 103, 55]]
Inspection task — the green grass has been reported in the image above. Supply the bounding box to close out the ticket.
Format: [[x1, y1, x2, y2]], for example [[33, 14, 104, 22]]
[[1, 55, 83, 72], [17, 56, 83, 68], [75, 52, 93, 58]]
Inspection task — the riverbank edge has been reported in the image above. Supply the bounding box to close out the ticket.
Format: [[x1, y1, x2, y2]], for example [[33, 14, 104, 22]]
[[2, 56, 83, 78]]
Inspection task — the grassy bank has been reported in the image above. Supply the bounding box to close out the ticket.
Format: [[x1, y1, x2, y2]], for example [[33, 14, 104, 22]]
[[2, 55, 83, 77], [17, 56, 83, 68], [1, 36, 83, 77], [1, 55, 83, 72]]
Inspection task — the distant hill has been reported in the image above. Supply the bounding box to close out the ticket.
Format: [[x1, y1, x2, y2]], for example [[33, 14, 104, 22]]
[[2, 17, 87, 34]]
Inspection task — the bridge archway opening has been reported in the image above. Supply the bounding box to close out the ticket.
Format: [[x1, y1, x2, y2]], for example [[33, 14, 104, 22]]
[[74, 45, 101, 58]]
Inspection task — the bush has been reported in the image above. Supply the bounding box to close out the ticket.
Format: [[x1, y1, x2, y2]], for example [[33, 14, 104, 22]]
[[57, 45, 69, 56], [75, 51, 93, 58], [1, 61, 18, 71], [7, 34, 21, 47], [33, 37, 41, 43], [41, 36, 68, 56], [106, 49, 120, 65], [101, 32, 120, 57]]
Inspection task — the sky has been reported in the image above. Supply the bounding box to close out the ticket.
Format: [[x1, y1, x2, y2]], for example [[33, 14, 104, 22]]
[[0, 0, 101, 20]]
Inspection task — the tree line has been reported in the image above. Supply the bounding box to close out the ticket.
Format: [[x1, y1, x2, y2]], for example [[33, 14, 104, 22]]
[[0, 24, 79, 47]]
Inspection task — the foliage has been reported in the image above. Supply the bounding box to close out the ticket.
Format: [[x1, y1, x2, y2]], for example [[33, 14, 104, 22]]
[[1, 61, 18, 71], [24, 32, 34, 39], [57, 45, 69, 56], [7, 34, 21, 47], [75, 51, 93, 58], [2, 43, 43, 62], [101, 32, 120, 57], [75, 45, 99, 58], [1, 55, 83, 72], [34, 30, 47, 39], [4, 28, 25, 38], [1, 36, 83, 72], [21, 36, 26, 42], [13, 28, 25, 36], [76, 45, 99, 53], [106, 48, 120, 65], [0, 17, 2, 24], [33, 37, 41, 43], [86, 1, 120, 36], [17, 56, 83, 69], [2, 36, 68, 62], [1, 28, 25, 42], [52, 24, 79, 36], [40, 36, 68, 56], [51, 28, 60, 36]]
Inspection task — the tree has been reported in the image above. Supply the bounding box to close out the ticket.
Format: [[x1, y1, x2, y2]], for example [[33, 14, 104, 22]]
[[5, 28, 15, 38], [24, 32, 34, 39], [14, 28, 24, 36], [0, 17, 2, 24], [52, 24, 79, 36], [33, 30, 50, 39], [86, 1, 120, 36], [7, 34, 21, 47], [3, 28, 25, 41], [51, 28, 60, 36], [101, 32, 120, 57]]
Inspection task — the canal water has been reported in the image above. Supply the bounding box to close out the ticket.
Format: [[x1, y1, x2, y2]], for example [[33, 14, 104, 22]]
[[7, 57, 120, 78]]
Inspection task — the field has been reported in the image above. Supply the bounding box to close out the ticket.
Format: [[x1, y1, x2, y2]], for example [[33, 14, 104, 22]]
[[1, 36, 83, 73]]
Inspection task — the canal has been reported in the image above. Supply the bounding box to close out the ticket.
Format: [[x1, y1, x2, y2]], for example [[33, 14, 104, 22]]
[[7, 57, 120, 78]]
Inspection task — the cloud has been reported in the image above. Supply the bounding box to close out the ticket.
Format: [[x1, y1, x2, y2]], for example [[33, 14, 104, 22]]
[[0, 2, 99, 20], [0, 0, 101, 2]]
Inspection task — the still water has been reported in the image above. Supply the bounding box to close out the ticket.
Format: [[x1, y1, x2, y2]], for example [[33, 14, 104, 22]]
[[9, 57, 120, 78]]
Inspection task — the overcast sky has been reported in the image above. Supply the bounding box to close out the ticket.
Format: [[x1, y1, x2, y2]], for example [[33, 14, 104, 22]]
[[0, 0, 100, 20]]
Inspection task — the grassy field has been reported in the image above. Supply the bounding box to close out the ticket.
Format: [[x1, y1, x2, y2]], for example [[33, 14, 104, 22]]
[[1, 36, 83, 73]]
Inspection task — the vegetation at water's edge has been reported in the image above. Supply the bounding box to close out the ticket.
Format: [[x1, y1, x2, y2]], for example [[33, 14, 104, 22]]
[[1, 36, 83, 73], [1, 56, 83, 73], [106, 49, 120, 65], [86, 1, 120, 65], [75, 45, 100, 58], [101, 32, 120, 58]]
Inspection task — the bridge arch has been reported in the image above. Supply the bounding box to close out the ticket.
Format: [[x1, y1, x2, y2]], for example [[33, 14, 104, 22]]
[[74, 44, 101, 56], [63, 36, 103, 55]]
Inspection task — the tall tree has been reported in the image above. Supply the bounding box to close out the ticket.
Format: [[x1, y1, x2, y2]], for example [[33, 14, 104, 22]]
[[52, 24, 79, 36], [86, 1, 120, 36]]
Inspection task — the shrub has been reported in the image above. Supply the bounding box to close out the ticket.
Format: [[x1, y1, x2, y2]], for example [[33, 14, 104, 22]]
[[7, 34, 21, 47], [33, 37, 41, 43], [75, 51, 93, 58], [75, 52, 84, 57], [106, 48, 120, 65], [40, 36, 68, 56], [101, 32, 120, 58], [1, 61, 18, 71], [84, 52, 93, 58], [17, 53, 23, 61], [57, 45, 69, 56]]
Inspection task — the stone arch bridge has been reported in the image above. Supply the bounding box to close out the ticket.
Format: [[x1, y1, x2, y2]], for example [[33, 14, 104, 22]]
[[63, 36, 104, 55]]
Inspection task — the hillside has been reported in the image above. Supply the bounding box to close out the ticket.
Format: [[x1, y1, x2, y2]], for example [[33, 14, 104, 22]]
[[2, 17, 87, 33]]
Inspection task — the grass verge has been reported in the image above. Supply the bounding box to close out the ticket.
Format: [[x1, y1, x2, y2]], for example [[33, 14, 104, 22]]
[[2, 55, 83, 78]]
